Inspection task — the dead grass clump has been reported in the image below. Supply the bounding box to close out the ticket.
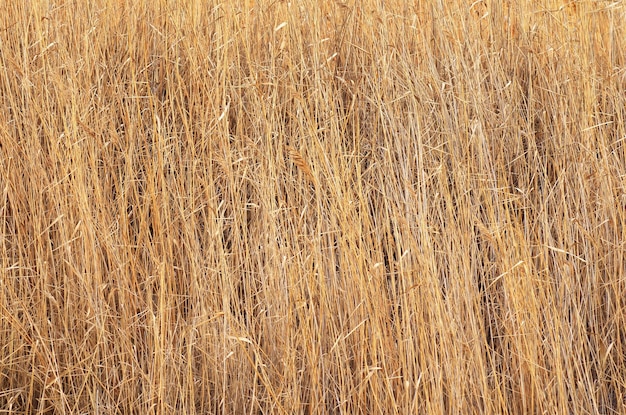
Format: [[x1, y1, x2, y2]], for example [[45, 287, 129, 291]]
[[1, 0, 625, 413]]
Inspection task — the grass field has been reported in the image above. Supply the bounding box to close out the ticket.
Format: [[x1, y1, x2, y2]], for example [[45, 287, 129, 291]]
[[1, 0, 625, 413]]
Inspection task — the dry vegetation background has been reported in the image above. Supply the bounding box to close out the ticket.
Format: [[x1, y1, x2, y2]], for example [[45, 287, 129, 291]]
[[1, 0, 625, 413]]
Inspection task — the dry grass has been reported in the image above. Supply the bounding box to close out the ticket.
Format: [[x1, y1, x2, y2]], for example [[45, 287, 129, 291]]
[[1, 0, 625, 413]]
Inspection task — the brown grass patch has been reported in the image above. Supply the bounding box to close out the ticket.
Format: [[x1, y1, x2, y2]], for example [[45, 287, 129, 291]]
[[1, 0, 625, 413]]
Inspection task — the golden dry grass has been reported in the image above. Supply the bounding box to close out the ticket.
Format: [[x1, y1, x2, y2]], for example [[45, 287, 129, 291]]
[[1, 0, 625, 413]]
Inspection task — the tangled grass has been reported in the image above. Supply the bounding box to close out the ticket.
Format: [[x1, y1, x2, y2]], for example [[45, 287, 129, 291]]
[[1, 0, 625, 413]]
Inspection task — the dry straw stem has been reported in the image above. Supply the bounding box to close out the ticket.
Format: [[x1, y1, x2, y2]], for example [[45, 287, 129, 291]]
[[1, 0, 626, 414]]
